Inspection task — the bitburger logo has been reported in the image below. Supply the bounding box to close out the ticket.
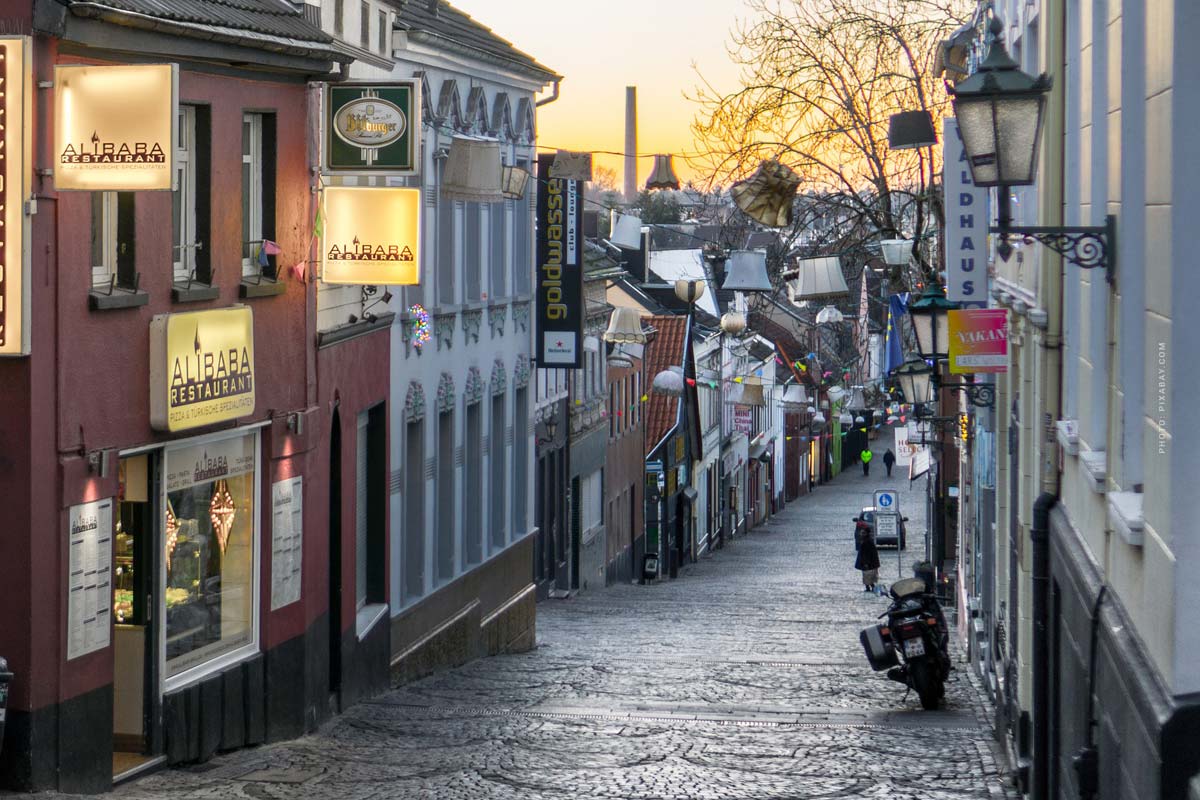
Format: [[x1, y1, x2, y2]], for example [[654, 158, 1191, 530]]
[[327, 235, 415, 262], [61, 130, 166, 165]]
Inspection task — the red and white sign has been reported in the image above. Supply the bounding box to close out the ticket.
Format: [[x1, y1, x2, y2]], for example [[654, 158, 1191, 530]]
[[948, 308, 1009, 374], [733, 405, 752, 435]]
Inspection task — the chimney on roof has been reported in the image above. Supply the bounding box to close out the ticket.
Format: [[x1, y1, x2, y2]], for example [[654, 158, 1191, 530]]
[[624, 86, 637, 203]]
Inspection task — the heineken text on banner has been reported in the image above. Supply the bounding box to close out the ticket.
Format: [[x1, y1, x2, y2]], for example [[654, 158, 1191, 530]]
[[535, 153, 583, 368], [943, 118, 988, 305], [948, 308, 1008, 374]]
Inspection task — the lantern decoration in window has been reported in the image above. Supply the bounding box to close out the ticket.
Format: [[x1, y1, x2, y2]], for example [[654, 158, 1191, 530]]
[[209, 479, 237, 554]]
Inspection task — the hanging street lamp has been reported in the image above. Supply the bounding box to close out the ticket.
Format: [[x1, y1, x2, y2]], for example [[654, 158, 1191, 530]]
[[948, 16, 1114, 281], [908, 285, 955, 362]]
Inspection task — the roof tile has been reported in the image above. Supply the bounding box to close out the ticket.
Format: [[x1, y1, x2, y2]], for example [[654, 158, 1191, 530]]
[[643, 315, 687, 456]]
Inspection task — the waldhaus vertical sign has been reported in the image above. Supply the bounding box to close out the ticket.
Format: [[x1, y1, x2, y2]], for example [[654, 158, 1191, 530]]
[[943, 118, 989, 306], [534, 153, 583, 368]]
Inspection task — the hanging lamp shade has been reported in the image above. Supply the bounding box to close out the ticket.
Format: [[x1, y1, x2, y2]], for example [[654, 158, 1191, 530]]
[[788, 256, 849, 302], [740, 378, 765, 407], [826, 385, 846, 403], [888, 111, 938, 150], [722, 250, 773, 292], [815, 305, 845, 325], [611, 213, 643, 249], [501, 165, 530, 200], [652, 366, 685, 397], [725, 383, 747, 405], [846, 386, 867, 410], [674, 279, 706, 305], [604, 307, 647, 344], [937, 21, 976, 85], [879, 238, 913, 267], [720, 311, 747, 335], [607, 347, 634, 369], [838, 412, 853, 426], [805, 405, 817, 415], [730, 159, 801, 228], [645, 154, 680, 190], [855, 415, 866, 424], [780, 384, 809, 410], [812, 411, 827, 426], [549, 150, 592, 181], [443, 136, 504, 202]]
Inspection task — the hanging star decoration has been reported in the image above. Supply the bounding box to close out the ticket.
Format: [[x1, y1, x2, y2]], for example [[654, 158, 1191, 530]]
[[165, 500, 180, 574], [209, 479, 237, 554]]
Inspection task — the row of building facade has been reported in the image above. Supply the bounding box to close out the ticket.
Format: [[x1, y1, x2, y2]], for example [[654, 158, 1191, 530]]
[[943, 1, 1200, 797]]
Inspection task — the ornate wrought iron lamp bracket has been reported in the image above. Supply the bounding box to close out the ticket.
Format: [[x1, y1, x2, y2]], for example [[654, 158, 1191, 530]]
[[992, 215, 1115, 286], [938, 381, 996, 410]]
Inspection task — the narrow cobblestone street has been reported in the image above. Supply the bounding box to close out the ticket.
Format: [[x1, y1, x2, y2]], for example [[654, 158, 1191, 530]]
[[71, 448, 1012, 800]]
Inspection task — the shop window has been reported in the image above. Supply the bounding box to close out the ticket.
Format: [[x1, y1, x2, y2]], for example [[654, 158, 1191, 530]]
[[512, 386, 528, 537], [241, 112, 277, 281], [403, 419, 425, 603], [436, 410, 455, 581], [464, 400, 482, 565], [490, 393, 506, 552], [360, 1, 370, 48], [355, 406, 386, 618], [163, 433, 257, 683], [90, 192, 138, 294], [172, 105, 212, 288]]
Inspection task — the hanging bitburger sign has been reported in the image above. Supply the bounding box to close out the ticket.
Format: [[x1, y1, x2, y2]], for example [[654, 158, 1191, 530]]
[[325, 81, 420, 174]]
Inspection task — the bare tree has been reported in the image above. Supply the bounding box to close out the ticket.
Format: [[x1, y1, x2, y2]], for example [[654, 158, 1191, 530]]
[[691, 0, 972, 290]]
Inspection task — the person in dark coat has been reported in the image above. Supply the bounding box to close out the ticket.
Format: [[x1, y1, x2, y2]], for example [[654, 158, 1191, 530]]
[[883, 448, 896, 477], [855, 525, 881, 591]]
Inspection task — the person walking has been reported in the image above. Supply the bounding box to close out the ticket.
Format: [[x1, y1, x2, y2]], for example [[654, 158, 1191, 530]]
[[861, 448, 873, 476], [855, 524, 881, 591], [883, 448, 896, 477]]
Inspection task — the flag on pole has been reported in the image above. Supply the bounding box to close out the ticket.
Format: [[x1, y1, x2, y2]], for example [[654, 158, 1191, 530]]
[[261, 239, 281, 255], [313, 206, 324, 241], [884, 293, 909, 374]]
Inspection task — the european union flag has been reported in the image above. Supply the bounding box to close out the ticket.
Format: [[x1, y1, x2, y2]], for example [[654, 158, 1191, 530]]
[[884, 293, 909, 374]]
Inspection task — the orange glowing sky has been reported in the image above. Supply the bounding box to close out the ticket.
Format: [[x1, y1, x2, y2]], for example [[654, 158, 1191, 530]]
[[447, 0, 748, 188]]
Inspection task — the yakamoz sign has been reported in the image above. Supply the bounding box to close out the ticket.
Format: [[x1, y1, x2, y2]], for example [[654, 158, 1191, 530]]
[[534, 152, 583, 368], [0, 37, 31, 356], [54, 63, 176, 191], [321, 186, 420, 285], [150, 307, 256, 432], [948, 308, 1008, 374], [325, 82, 419, 174], [943, 118, 989, 306]]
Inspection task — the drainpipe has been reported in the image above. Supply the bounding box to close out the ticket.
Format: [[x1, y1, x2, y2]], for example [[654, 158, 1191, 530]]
[[536, 80, 561, 107], [1031, 491, 1056, 800]]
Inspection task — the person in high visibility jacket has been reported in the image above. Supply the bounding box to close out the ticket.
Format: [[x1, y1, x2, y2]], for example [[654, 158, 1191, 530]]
[[861, 448, 873, 476]]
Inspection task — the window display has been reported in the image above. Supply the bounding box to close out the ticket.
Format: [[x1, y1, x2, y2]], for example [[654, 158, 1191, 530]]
[[164, 433, 257, 678]]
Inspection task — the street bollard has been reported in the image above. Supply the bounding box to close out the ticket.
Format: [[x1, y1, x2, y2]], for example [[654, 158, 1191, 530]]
[[0, 656, 12, 757]]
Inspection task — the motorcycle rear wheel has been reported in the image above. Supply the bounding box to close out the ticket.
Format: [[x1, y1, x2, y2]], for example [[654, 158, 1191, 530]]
[[910, 660, 942, 710]]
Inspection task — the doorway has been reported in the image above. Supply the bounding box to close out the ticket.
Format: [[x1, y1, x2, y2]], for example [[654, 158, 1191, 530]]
[[112, 453, 163, 778]]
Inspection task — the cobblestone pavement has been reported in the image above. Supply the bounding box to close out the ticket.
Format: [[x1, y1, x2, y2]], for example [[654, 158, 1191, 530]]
[[71, 445, 1014, 799]]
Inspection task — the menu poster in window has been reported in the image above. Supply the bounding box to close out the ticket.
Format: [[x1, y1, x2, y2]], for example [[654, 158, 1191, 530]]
[[270, 476, 303, 611], [68, 498, 113, 660]]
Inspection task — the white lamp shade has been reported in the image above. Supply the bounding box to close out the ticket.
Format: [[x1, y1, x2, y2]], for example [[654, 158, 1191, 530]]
[[652, 367, 685, 397], [826, 385, 846, 402], [815, 305, 845, 325], [443, 136, 504, 202], [781, 384, 809, 406], [805, 405, 817, 415], [501, 165, 530, 200], [611, 213, 644, 249], [720, 311, 747, 335], [789, 256, 848, 301], [880, 239, 913, 267], [855, 415, 865, 424], [549, 150, 593, 181], [722, 250, 773, 292], [674, 279, 706, 305], [604, 307, 647, 343], [812, 412, 827, 425], [838, 412, 853, 426], [846, 386, 867, 409]]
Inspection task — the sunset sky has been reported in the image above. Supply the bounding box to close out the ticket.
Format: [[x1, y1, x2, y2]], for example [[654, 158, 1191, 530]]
[[448, 0, 749, 187]]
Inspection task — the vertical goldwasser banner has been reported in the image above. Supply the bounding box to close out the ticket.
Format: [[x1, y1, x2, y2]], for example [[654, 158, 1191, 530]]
[[535, 153, 583, 368]]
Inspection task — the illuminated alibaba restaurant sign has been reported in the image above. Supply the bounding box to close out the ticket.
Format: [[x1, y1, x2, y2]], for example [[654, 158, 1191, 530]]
[[150, 307, 256, 432], [54, 63, 177, 191], [321, 186, 420, 285], [0, 37, 31, 357]]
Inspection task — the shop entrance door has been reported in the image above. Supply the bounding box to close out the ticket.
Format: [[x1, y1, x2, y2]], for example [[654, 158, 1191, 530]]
[[112, 453, 163, 779]]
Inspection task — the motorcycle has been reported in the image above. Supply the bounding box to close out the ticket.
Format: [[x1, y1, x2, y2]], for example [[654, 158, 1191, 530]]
[[859, 576, 950, 709]]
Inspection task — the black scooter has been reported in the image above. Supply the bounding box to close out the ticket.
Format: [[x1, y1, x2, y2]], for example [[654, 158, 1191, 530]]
[[859, 577, 950, 709]]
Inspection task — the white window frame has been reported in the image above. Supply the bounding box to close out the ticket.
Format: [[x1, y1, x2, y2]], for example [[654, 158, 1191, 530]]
[[91, 192, 118, 289], [242, 113, 264, 279], [173, 105, 198, 284]]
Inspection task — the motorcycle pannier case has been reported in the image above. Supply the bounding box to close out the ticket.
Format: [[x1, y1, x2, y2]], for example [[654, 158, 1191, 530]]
[[860, 624, 898, 671]]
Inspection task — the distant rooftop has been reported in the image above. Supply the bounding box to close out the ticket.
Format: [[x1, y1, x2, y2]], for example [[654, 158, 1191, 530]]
[[399, 0, 560, 81]]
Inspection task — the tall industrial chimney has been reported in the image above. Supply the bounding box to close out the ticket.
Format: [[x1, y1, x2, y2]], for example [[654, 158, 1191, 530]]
[[624, 86, 637, 203]]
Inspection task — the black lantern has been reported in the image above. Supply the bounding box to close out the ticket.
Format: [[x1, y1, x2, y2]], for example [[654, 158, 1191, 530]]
[[893, 356, 934, 406], [909, 285, 955, 361], [948, 17, 1051, 187]]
